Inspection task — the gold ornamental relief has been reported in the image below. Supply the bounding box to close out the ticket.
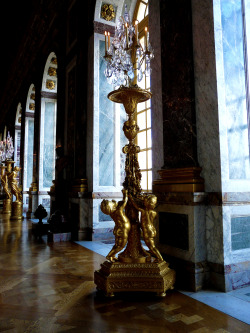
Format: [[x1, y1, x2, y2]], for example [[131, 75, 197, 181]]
[[46, 80, 56, 90], [101, 3, 116, 21], [48, 67, 57, 77], [51, 57, 57, 65], [123, 120, 139, 141], [30, 93, 35, 100], [29, 103, 35, 111]]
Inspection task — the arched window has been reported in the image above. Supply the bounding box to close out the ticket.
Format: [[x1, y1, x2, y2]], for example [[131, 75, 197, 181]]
[[39, 52, 57, 210], [14, 103, 22, 168], [134, 0, 151, 192], [23, 84, 35, 211]]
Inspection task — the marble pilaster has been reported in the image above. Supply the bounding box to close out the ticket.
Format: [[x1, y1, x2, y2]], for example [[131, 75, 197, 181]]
[[192, 0, 222, 192], [149, 0, 164, 181]]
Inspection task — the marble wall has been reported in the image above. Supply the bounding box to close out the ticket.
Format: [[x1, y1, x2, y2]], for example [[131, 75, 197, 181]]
[[220, 0, 250, 180], [157, 201, 206, 264], [192, 0, 222, 192], [160, 0, 198, 169], [86, 31, 128, 237], [192, 0, 250, 290], [39, 99, 56, 191], [213, 0, 250, 192], [27, 119, 34, 188], [92, 34, 125, 193], [149, 0, 164, 181], [99, 40, 115, 186]]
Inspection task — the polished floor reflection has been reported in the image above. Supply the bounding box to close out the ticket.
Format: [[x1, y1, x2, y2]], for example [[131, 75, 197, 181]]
[[0, 215, 249, 332]]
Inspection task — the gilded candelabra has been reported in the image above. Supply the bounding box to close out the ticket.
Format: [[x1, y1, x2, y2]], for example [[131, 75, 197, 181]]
[[0, 133, 23, 219], [94, 7, 175, 297], [0, 165, 11, 214], [8, 166, 23, 220]]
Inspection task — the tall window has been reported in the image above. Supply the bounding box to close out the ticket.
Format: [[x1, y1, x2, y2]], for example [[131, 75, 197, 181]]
[[14, 103, 22, 169], [39, 52, 57, 211], [134, 0, 151, 192], [23, 85, 35, 191]]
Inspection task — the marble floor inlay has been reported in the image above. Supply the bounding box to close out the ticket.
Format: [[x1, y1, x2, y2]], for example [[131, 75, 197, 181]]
[[0, 215, 249, 332]]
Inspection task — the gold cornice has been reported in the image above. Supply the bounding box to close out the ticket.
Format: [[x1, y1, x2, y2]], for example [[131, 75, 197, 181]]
[[153, 167, 205, 193], [71, 178, 88, 193]]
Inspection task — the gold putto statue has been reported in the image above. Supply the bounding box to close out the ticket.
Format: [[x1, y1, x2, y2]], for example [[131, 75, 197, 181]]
[[8, 166, 22, 202], [101, 189, 131, 262], [129, 194, 163, 263], [1, 167, 11, 200]]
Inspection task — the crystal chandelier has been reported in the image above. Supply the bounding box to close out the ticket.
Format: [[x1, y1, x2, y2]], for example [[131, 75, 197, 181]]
[[104, 4, 154, 87], [0, 132, 15, 163]]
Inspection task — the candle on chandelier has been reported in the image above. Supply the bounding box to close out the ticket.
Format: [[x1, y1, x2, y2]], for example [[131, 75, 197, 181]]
[[145, 27, 148, 50], [135, 20, 138, 44], [125, 23, 129, 49], [104, 31, 107, 54], [108, 32, 110, 50]]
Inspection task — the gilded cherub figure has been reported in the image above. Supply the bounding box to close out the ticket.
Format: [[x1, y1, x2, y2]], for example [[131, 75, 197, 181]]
[[129, 194, 163, 262], [1, 171, 11, 200], [8, 166, 22, 202], [101, 189, 131, 262]]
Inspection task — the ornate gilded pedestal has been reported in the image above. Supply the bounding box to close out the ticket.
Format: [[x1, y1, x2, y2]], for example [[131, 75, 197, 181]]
[[8, 166, 23, 220], [94, 86, 175, 296], [1, 164, 12, 215], [95, 260, 175, 297], [26, 181, 38, 218], [3, 198, 12, 215], [11, 201, 23, 220]]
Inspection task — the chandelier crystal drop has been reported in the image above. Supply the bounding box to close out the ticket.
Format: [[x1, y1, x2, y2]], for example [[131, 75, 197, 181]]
[[0, 132, 15, 163], [104, 4, 154, 88]]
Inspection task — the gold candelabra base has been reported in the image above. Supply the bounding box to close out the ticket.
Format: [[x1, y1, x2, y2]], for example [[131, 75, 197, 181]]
[[11, 201, 23, 220], [3, 198, 11, 215], [94, 260, 175, 297]]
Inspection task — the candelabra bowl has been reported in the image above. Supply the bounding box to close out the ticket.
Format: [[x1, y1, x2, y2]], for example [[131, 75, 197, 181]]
[[108, 86, 152, 115]]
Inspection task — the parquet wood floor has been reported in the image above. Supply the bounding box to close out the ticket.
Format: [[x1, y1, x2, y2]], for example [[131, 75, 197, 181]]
[[0, 215, 249, 333]]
